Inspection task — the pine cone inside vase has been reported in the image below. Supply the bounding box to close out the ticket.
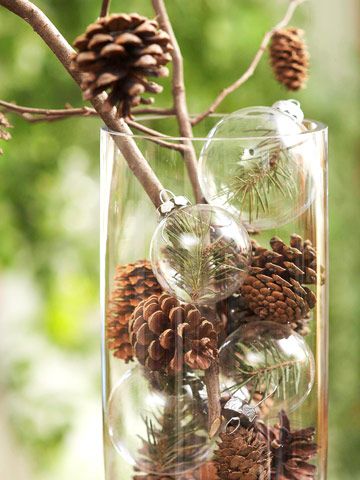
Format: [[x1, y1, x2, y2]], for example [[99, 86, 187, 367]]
[[269, 27, 309, 91], [214, 426, 270, 480], [129, 293, 218, 373], [107, 260, 162, 362], [72, 13, 172, 116], [241, 235, 319, 334], [0, 112, 12, 154], [257, 410, 317, 480]]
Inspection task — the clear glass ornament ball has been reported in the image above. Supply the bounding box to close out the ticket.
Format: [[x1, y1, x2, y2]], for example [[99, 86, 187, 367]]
[[106, 365, 212, 476], [198, 106, 316, 230], [150, 204, 252, 304], [219, 321, 315, 419]]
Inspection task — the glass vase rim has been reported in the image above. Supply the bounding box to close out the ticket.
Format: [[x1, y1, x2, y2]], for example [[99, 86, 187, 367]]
[[101, 114, 327, 142]]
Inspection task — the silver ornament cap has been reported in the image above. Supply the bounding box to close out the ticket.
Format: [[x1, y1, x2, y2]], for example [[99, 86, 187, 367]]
[[272, 99, 305, 124]]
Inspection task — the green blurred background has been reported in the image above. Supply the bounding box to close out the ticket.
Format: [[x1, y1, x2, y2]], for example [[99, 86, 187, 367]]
[[0, 0, 359, 479]]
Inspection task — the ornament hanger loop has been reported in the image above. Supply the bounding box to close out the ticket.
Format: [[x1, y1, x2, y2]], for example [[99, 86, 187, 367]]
[[226, 417, 242, 435], [157, 189, 191, 217]]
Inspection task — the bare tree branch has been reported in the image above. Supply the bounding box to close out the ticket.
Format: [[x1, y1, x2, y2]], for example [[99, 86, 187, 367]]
[[191, 0, 307, 126], [0, 0, 166, 208], [152, 0, 204, 203], [0, 99, 185, 153], [99, 0, 111, 17]]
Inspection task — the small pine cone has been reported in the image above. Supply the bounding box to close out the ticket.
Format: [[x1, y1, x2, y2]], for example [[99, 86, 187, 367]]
[[241, 235, 318, 333], [214, 427, 270, 480], [269, 27, 309, 91], [257, 410, 318, 479], [71, 13, 172, 116], [0, 112, 12, 154], [107, 260, 162, 362], [129, 293, 218, 373]]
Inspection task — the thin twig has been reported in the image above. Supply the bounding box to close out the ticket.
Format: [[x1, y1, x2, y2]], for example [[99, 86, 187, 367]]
[[132, 106, 175, 116], [126, 119, 169, 138], [0, 100, 96, 117], [0, 0, 166, 208], [99, 0, 111, 17], [126, 119, 187, 153], [191, 0, 307, 126], [152, 0, 204, 203]]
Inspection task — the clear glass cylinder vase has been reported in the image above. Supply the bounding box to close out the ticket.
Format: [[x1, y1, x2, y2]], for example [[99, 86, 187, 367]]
[[100, 115, 328, 480]]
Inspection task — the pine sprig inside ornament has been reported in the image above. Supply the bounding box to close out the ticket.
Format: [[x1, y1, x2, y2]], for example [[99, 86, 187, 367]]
[[198, 104, 315, 231], [215, 138, 299, 226], [151, 204, 251, 304], [134, 396, 209, 478], [219, 322, 315, 419]]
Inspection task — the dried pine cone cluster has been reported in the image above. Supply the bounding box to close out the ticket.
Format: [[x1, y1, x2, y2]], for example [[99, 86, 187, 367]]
[[129, 293, 218, 373], [214, 426, 270, 480], [257, 410, 318, 480], [269, 27, 309, 91], [241, 235, 318, 335], [72, 13, 172, 116], [0, 112, 12, 154], [106, 260, 162, 362]]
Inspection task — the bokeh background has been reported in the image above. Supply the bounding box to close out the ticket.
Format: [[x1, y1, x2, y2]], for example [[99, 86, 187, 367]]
[[0, 0, 359, 479]]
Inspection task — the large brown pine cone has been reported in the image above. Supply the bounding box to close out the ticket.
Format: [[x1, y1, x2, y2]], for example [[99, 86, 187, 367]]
[[129, 293, 218, 373], [241, 235, 319, 334], [0, 112, 12, 154], [214, 426, 270, 480], [106, 260, 162, 362], [257, 410, 317, 480], [269, 27, 309, 91], [72, 13, 172, 116]]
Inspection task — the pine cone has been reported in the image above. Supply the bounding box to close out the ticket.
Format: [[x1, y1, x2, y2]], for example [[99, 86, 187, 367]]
[[269, 27, 309, 91], [241, 235, 318, 333], [72, 13, 172, 116], [129, 293, 218, 373], [0, 112, 12, 154], [214, 426, 270, 480], [222, 294, 261, 337], [257, 410, 317, 480], [107, 260, 162, 362]]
